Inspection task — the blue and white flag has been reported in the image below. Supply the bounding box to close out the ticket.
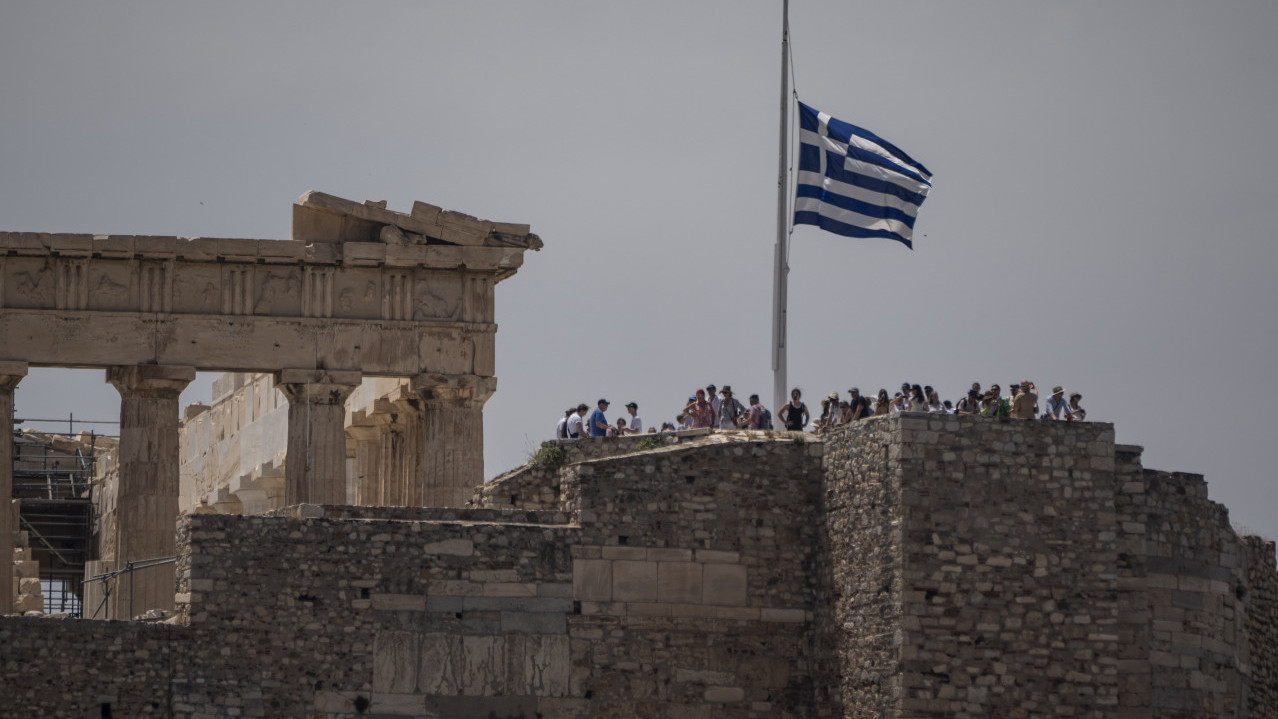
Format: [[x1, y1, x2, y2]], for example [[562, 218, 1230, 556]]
[[793, 101, 932, 249]]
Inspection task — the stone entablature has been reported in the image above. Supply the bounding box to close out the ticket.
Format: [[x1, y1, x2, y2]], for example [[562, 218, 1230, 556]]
[[0, 192, 538, 376]]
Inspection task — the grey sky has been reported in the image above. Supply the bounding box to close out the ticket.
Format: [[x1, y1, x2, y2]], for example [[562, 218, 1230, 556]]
[[3, 2, 1275, 539]]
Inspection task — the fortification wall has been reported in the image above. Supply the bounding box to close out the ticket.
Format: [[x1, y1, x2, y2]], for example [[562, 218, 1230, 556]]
[[2, 437, 824, 718], [1244, 536, 1278, 718], [2, 418, 1275, 718]]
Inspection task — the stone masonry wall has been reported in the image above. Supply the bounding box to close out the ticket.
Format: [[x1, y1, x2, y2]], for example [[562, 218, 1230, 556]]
[[1, 436, 826, 719], [559, 438, 826, 718], [816, 416, 900, 718], [0, 617, 183, 717], [888, 414, 1121, 717], [1244, 536, 1278, 718], [2, 421, 1275, 718], [1132, 470, 1250, 718]]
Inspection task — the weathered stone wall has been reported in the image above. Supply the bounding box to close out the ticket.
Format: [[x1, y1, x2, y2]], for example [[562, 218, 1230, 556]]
[[1133, 470, 1250, 717], [0, 617, 183, 717], [815, 416, 899, 717], [826, 415, 1124, 718], [3, 419, 1276, 718], [560, 439, 825, 717], [1244, 536, 1278, 718]]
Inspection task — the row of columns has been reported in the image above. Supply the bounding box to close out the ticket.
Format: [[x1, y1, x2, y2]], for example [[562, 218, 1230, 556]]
[[2, 363, 492, 619], [346, 375, 496, 510]]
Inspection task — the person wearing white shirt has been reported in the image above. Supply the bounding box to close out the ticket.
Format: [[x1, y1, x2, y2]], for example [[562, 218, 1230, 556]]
[[565, 403, 587, 439], [555, 409, 573, 439], [623, 402, 643, 434]]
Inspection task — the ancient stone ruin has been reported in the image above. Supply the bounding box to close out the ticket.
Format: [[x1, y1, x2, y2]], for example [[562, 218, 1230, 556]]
[[2, 196, 1276, 718], [1, 191, 541, 620]]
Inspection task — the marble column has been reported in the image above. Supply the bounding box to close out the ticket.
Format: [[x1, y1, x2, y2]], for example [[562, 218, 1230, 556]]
[[346, 424, 382, 506], [0, 362, 28, 615], [411, 373, 495, 508], [106, 364, 194, 619], [276, 369, 360, 506]]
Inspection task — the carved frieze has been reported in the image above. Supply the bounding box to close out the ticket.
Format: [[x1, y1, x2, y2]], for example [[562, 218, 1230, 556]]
[[0, 193, 538, 377]]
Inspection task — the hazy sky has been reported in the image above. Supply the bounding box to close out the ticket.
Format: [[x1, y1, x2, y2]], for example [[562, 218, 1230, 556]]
[[3, 2, 1276, 539]]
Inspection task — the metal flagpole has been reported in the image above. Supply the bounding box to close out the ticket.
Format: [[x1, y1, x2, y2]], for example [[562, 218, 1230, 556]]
[[771, 0, 791, 415]]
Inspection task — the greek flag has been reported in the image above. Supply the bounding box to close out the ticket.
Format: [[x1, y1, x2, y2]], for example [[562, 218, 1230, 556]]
[[793, 101, 932, 249]]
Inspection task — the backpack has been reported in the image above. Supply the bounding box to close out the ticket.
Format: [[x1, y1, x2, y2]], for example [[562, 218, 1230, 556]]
[[758, 407, 773, 430]]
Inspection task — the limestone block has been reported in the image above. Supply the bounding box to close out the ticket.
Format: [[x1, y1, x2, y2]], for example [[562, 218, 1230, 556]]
[[657, 562, 702, 604], [15, 560, 39, 579], [500, 611, 566, 635], [312, 691, 354, 713], [482, 582, 538, 598], [373, 632, 420, 693], [18, 577, 41, 595], [572, 559, 612, 602], [422, 539, 473, 556], [760, 607, 807, 623], [369, 694, 427, 716], [612, 561, 658, 603], [15, 593, 43, 613], [705, 686, 745, 703], [696, 549, 740, 564], [647, 547, 694, 562], [701, 564, 748, 606], [461, 635, 506, 696], [419, 633, 464, 695], [370, 593, 426, 611], [523, 634, 570, 697]]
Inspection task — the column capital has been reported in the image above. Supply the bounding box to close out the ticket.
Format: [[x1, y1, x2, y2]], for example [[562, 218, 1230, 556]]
[[410, 373, 496, 408], [0, 360, 28, 391], [107, 364, 196, 397], [275, 368, 362, 405]]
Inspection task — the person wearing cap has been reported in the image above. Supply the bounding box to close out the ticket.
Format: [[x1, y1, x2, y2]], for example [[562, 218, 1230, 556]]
[[822, 391, 843, 429], [1010, 382, 1038, 419], [566, 403, 588, 438], [623, 402, 643, 434], [847, 388, 871, 422], [955, 388, 981, 415], [1043, 386, 1069, 420], [716, 386, 746, 429], [676, 395, 695, 429], [589, 399, 610, 438]]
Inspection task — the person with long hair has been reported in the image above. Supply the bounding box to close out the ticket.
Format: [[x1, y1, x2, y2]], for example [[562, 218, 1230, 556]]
[[875, 389, 891, 416], [909, 384, 927, 412]]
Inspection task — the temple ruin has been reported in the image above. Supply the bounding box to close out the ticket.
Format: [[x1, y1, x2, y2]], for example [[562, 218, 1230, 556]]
[[1, 191, 541, 619]]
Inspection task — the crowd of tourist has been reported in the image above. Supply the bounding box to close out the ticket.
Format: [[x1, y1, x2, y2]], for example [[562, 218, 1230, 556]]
[[554, 380, 1085, 439]]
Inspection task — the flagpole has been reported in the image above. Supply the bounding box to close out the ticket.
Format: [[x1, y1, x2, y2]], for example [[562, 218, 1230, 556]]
[[771, 0, 791, 415]]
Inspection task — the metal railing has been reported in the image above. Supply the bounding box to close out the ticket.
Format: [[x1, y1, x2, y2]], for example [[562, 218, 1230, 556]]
[[83, 557, 177, 621]]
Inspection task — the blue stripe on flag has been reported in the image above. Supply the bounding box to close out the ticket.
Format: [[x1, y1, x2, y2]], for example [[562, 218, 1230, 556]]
[[793, 101, 932, 249], [819, 151, 929, 207], [793, 210, 917, 249], [795, 184, 918, 229]]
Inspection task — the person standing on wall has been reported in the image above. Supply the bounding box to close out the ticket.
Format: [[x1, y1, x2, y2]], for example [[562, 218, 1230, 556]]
[[589, 399, 610, 438], [716, 386, 746, 429], [780, 388, 809, 431]]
